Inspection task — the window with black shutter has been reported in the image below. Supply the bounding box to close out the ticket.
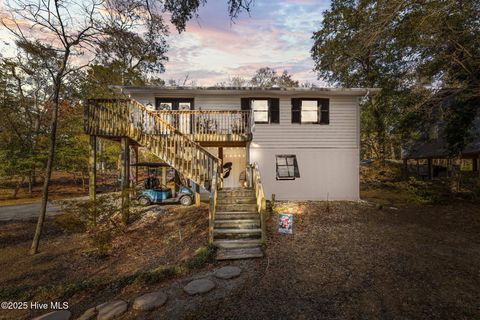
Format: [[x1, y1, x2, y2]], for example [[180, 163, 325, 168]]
[[276, 155, 300, 180], [241, 98, 280, 124], [291, 98, 330, 124]]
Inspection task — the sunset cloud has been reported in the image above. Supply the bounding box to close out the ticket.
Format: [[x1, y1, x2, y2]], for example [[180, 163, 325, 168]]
[[163, 0, 330, 86], [0, 0, 331, 86]]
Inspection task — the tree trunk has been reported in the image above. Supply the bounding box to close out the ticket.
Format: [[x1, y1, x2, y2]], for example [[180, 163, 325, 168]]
[[30, 61, 67, 254], [12, 177, 25, 199], [30, 99, 59, 254]]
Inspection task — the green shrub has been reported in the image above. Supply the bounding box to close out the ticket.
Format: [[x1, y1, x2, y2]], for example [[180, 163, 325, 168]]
[[89, 229, 113, 257], [54, 213, 87, 234], [184, 245, 216, 270], [57, 194, 123, 256]]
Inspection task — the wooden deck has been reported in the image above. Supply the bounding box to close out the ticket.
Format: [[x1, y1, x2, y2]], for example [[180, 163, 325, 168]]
[[85, 99, 252, 143]]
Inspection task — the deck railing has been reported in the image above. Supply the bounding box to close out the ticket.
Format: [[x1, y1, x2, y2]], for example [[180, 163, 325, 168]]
[[85, 99, 222, 191], [251, 163, 267, 244], [152, 110, 252, 142]]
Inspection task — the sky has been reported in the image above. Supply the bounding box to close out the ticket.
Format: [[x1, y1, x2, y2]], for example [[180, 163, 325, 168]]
[[164, 0, 331, 86], [0, 0, 332, 86]]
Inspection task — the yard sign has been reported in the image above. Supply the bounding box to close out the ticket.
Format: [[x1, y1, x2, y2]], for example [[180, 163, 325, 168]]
[[278, 213, 294, 234]]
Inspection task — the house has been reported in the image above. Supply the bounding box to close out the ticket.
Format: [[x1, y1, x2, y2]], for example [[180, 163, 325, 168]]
[[84, 86, 375, 259]]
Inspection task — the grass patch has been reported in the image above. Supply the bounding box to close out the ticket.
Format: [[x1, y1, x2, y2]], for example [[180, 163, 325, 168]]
[[184, 245, 216, 270]]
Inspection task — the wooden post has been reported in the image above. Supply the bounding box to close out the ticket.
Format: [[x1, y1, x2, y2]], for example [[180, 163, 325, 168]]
[[427, 158, 433, 179], [473, 157, 478, 173], [120, 137, 130, 224], [403, 159, 408, 180], [133, 146, 139, 185], [162, 167, 167, 187], [218, 146, 224, 172], [194, 182, 201, 206], [89, 136, 97, 202]]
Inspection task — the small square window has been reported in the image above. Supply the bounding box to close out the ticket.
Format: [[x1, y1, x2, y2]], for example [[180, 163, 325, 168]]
[[276, 155, 300, 180], [252, 99, 269, 123]]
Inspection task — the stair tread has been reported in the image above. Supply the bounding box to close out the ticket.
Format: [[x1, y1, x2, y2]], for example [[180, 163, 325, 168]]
[[216, 211, 258, 214], [214, 228, 261, 233], [214, 239, 262, 244], [215, 219, 260, 223], [216, 247, 264, 260]]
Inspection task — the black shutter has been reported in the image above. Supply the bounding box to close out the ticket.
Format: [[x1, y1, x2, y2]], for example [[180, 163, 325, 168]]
[[241, 98, 251, 128], [269, 98, 280, 124], [241, 98, 251, 110], [291, 98, 301, 123], [319, 98, 330, 124]]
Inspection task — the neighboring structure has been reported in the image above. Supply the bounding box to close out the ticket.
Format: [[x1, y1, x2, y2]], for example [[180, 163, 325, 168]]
[[117, 86, 374, 200], [84, 86, 375, 259], [402, 94, 480, 179]]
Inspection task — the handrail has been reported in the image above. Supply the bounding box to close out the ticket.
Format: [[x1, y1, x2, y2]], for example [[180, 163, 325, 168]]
[[152, 110, 251, 141], [251, 163, 267, 244], [208, 172, 218, 243], [85, 98, 222, 192]]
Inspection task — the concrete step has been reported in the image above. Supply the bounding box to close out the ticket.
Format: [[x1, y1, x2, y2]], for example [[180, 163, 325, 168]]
[[213, 239, 262, 249], [213, 228, 262, 239], [215, 212, 259, 220], [216, 247, 264, 260], [216, 203, 257, 212], [216, 197, 257, 205], [214, 219, 260, 229]]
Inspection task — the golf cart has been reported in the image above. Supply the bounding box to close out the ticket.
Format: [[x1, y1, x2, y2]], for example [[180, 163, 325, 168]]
[[131, 162, 194, 206]]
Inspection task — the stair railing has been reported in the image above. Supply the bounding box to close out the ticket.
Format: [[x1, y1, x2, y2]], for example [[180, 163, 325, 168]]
[[208, 172, 218, 243], [251, 163, 267, 244], [85, 98, 222, 192]]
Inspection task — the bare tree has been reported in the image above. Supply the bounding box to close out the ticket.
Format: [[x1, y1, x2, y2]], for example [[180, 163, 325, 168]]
[[1, 0, 253, 254], [2, 0, 104, 254]]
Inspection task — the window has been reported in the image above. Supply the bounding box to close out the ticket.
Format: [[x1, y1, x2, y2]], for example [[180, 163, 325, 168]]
[[276, 155, 300, 180], [291, 98, 329, 124], [252, 99, 269, 123], [158, 102, 173, 110], [242, 98, 280, 124], [301, 100, 318, 123], [155, 98, 194, 110]]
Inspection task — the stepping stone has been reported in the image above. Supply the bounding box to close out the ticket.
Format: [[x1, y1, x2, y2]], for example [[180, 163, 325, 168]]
[[214, 266, 242, 279], [76, 307, 96, 320], [183, 278, 215, 295], [96, 300, 128, 320], [32, 310, 71, 320], [133, 291, 168, 311]]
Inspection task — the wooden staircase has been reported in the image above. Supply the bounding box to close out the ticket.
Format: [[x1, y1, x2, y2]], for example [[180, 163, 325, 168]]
[[214, 188, 264, 260], [85, 99, 221, 191], [85, 99, 267, 261]]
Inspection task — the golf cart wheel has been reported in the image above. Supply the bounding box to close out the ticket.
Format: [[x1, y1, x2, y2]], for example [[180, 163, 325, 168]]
[[138, 196, 151, 206], [180, 195, 193, 206]]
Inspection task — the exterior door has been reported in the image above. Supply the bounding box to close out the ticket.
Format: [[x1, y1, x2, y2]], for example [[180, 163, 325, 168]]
[[155, 98, 194, 134]]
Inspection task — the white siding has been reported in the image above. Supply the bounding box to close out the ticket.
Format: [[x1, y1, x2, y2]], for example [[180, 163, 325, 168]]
[[128, 90, 361, 200], [250, 148, 360, 201], [130, 92, 360, 149]]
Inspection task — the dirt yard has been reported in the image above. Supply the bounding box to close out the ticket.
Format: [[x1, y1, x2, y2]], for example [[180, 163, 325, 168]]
[[1, 161, 480, 319], [185, 201, 480, 320], [0, 204, 213, 320], [0, 171, 119, 206]]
